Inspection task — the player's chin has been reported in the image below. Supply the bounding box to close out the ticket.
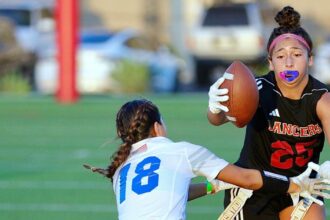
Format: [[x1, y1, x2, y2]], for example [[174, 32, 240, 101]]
[[282, 79, 299, 85]]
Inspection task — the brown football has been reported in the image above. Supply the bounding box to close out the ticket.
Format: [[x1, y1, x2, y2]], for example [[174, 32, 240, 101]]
[[219, 60, 259, 128]]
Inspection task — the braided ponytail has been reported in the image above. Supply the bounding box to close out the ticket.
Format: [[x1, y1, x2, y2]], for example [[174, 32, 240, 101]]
[[105, 99, 161, 181]]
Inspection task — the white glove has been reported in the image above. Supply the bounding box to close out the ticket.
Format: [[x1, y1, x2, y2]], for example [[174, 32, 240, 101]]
[[208, 77, 229, 114], [210, 179, 237, 193], [290, 162, 330, 206], [319, 161, 330, 179]]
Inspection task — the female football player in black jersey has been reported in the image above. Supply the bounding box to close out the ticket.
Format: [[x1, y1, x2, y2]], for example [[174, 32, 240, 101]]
[[207, 6, 330, 220]]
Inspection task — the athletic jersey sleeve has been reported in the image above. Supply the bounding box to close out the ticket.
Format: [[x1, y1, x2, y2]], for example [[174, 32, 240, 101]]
[[183, 142, 229, 181]]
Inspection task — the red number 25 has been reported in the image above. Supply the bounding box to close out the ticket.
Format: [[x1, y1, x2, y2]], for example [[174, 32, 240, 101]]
[[270, 140, 316, 169]]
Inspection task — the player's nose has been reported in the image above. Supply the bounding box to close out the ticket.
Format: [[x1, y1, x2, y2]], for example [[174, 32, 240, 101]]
[[285, 56, 294, 67]]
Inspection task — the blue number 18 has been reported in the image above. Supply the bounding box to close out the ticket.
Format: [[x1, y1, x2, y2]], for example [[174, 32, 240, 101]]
[[119, 156, 161, 203]]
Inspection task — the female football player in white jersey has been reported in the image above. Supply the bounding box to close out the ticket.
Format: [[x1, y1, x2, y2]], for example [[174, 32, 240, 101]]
[[85, 99, 328, 220], [207, 6, 330, 220]]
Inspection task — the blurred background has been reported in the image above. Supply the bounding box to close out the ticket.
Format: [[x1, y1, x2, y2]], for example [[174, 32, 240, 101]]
[[0, 0, 330, 96]]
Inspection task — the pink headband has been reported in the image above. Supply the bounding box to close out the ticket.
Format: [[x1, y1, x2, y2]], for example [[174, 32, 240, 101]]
[[268, 33, 310, 53]]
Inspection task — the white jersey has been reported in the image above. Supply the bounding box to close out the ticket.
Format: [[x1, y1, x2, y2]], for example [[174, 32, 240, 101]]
[[112, 136, 228, 220]]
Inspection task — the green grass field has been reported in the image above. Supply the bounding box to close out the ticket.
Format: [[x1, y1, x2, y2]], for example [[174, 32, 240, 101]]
[[1, 94, 329, 220]]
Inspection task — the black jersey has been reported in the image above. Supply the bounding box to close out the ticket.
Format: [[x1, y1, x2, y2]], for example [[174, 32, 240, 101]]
[[236, 71, 328, 177]]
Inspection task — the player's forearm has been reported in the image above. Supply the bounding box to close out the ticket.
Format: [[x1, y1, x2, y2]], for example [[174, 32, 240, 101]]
[[316, 92, 330, 145], [217, 165, 292, 193], [207, 110, 229, 126], [217, 165, 262, 190], [187, 183, 207, 201], [324, 125, 330, 147]]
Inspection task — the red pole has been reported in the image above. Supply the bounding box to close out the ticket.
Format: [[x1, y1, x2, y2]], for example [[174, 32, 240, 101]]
[[55, 0, 79, 103]]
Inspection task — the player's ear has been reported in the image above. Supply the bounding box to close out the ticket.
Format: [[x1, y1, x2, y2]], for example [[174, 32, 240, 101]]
[[268, 56, 275, 71], [308, 55, 313, 67], [153, 121, 166, 137]]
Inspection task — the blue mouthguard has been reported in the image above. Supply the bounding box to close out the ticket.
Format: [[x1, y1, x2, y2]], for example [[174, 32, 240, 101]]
[[279, 70, 299, 82]]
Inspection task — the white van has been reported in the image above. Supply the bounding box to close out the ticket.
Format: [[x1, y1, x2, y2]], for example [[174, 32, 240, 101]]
[[186, 2, 266, 86]]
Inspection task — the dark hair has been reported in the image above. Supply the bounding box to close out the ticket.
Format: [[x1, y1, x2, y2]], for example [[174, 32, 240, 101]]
[[106, 99, 161, 181], [267, 6, 313, 56]]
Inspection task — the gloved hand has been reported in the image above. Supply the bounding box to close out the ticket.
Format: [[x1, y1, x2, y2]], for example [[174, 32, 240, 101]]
[[290, 162, 330, 206], [319, 161, 330, 179], [208, 77, 229, 114], [210, 179, 237, 193]]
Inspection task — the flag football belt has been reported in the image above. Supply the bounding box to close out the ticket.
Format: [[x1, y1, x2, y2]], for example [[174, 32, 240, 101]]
[[290, 197, 313, 220], [218, 170, 290, 220], [291, 162, 322, 220], [218, 188, 253, 220]]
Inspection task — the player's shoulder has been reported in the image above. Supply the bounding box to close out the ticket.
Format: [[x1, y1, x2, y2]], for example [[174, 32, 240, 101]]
[[150, 139, 203, 156], [299, 75, 329, 101], [149, 138, 212, 159], [308, 75, 329, 92], [255, 71, 276, 91], [177, 141, 218, 160], [174, 141, 203, 151], [171, 141, 208, 156]]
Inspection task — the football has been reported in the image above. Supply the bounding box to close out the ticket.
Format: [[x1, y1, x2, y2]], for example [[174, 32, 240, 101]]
[[220, 60, 259, 128]]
